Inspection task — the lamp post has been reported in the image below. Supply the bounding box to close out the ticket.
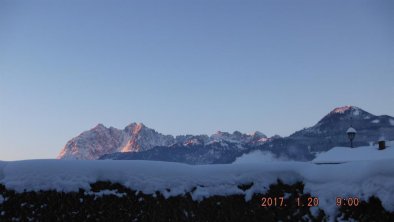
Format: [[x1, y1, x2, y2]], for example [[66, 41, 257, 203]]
[[346, 127, 357, 148]]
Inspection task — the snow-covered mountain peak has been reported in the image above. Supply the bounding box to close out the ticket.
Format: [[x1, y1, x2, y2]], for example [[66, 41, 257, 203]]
[[120, 122, 175, 153], [290, 105, 394, 153], [212, 130, 226, 136], [174, 135, 210, 146], [93, 123, 106, 130], [330, 106, 363, 115], [124, 122, 142, 130], [317, 106, 373, 124], [331, 105, 353, 114], [209, 130, 269, 145], [248, 131, 267, 138], [135, 122, 145, 128], [58, 122, 176, 160], [211, 131, 233, 141]]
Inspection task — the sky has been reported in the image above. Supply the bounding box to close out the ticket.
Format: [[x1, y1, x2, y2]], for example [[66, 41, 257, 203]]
[[1, 0, 393, 160]]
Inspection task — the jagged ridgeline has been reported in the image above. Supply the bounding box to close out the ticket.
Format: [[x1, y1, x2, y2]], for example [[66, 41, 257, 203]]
[[58, 106, 394, 163]]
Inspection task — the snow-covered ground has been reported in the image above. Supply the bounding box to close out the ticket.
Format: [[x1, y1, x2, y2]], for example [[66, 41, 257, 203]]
[[0, 152, 394, 221]]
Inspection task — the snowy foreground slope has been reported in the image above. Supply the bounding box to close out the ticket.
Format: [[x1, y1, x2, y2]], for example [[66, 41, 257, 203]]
[[1, 154, 394, 220]]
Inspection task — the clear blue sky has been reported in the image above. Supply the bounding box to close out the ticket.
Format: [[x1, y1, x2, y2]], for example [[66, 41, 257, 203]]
[[1, 0, 393, 160]]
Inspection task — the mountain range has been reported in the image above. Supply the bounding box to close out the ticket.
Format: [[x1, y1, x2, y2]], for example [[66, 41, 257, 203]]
[[57, 123, 269, 160], [57, 106, 394, 163]]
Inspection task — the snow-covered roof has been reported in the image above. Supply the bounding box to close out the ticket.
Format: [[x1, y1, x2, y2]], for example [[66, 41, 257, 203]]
[[312, 142, 393, 164], [346, 127, 357, 133], [379, 136, 386, 142]]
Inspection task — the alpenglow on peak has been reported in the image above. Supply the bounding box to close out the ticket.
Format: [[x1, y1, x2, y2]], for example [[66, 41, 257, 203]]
[[330, 106, 361, 114]]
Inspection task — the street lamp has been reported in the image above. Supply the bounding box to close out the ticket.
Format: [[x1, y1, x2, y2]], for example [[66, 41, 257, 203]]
[[346, 127, 357, 148]]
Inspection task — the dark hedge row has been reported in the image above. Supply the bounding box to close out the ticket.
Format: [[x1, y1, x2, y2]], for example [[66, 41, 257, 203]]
[[0, 181, 392, 222]]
